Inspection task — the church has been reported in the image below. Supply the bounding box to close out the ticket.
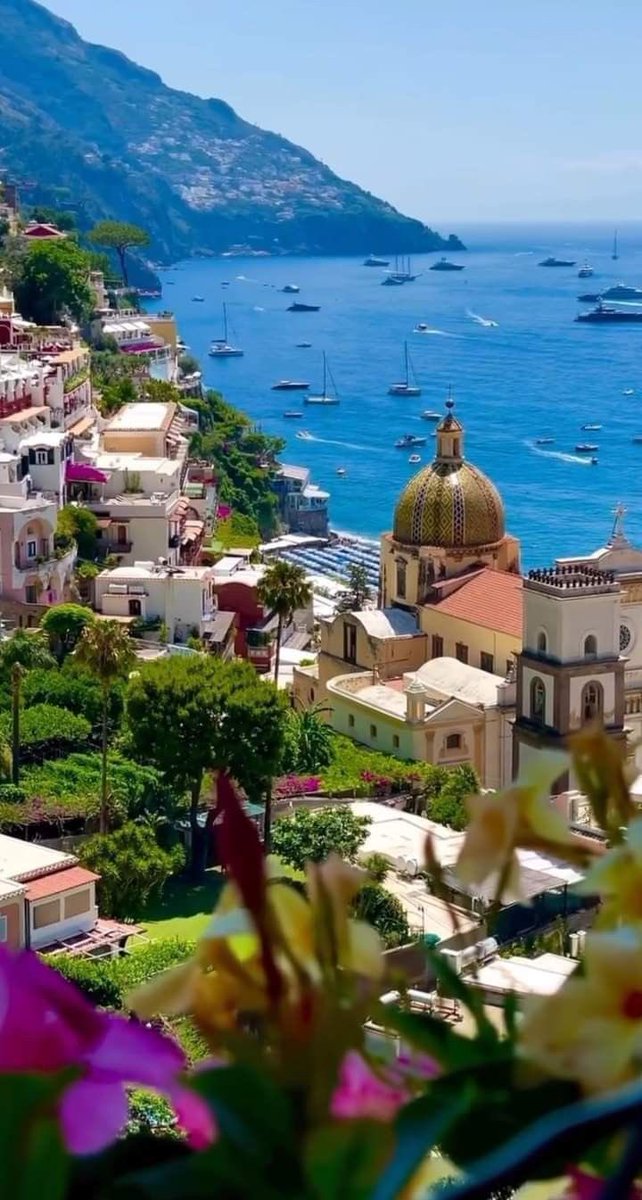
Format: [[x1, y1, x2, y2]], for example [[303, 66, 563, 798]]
[[293, 398, 642, 790]]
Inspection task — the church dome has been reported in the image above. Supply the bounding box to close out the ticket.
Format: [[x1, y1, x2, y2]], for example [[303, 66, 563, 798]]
[[393, 400, 505, 548]]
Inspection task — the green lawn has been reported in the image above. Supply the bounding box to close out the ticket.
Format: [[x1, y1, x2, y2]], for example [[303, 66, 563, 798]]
[[139, 870, 224, 941]]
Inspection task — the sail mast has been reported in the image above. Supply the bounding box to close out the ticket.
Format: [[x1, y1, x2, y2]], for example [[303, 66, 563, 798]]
[[404, 341, 409, 386], [223, 303, 228, 341]]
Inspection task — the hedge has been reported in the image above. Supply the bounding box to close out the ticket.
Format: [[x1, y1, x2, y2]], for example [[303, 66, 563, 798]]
[[0, 704, 91, 763], [48, 938, 195, 1009]]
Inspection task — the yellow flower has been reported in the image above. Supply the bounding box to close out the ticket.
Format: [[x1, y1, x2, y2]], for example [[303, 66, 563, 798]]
[[519, 928, 642, 1093], [578, 817, 642, 928], [130, 854, 384, 1036], [455, 752, 599, 899]]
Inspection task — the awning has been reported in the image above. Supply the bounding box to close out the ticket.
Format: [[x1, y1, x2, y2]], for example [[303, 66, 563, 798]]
[[66, 462, 109, 484], [68, 415, 94, 437]]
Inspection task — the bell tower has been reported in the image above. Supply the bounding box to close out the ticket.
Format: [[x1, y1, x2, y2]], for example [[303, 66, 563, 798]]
[[513, 563, 625, 786]]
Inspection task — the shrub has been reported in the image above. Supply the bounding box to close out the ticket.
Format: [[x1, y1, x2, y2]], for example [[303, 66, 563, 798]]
[[0, 785, 25, 805], [48, 938, 195, 1009], [24, 666, 124, 730], [0, 703, 91, 762], [79, 823, 185, 920], [273, 775, 320, 799], [271, 806, 370, 870], [362, 851, 390, 882], [352, 881, 410, 948]]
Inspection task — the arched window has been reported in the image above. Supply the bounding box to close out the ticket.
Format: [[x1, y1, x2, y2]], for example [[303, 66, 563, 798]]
[[396, 559, 407, 599], [530, 677, 546, 725], [446, 732, 462, 751], [582, 681, 603, 723], [537, 630, 547, 654], [584, 634, 598, 659]]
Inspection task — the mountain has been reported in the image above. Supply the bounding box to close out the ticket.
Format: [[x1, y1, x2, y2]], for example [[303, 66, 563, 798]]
[[0, 0, 464, 260]]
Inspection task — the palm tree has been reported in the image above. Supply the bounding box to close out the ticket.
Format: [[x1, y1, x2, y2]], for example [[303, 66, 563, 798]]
[[75, 621, 134, 834], [293, 702, 334, 772], [257, 560, 312, 685]]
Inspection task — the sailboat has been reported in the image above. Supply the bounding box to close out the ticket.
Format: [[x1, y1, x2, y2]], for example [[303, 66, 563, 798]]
[[612, 230, 619, 261], [208, 304, 244, 357], [305, 352, 340, 405], [388, 342, 421, 397]]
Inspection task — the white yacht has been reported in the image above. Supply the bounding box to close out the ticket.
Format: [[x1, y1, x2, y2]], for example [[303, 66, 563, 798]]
[[209, 303, 244, 357], [305, 352, 340, 405], [388, 342, 421, 397]]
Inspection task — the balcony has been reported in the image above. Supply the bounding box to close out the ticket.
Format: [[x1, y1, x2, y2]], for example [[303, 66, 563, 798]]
[[14, 543, 76, 576]]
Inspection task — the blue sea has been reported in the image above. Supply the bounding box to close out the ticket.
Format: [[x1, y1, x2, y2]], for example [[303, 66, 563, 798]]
[[149, 222, 642, 567]]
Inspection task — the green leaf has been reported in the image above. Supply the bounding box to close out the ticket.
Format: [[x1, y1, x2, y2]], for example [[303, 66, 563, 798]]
[[306, 1122, 392, 1200], [424, 948, 498, 1042], [441, 1078, 642, 1200], [371, 1090, 470, 1200], [0, 1075, 69, 1200]]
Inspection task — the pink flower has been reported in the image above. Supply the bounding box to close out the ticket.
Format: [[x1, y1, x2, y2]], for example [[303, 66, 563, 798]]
[[330, 1051, 408, 1122], [566, 1170, 642, 1200], [0, 947, 216, 1155]]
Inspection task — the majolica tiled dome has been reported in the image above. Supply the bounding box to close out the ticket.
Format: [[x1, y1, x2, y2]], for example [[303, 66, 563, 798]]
[[393, 401, 505, 548]]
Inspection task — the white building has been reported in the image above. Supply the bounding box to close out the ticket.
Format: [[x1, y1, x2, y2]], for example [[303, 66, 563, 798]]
[[0, 454, 76, 612], [94, 561, 235, 652]]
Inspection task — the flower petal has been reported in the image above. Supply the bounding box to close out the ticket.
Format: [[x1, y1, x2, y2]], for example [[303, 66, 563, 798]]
[[129, 961, 200, 1020], [88, 1016, 185, 1089], [331, 1051, 407, 1122], [59, 1078, 128, 1156], [169, 1084, 218, 1149]]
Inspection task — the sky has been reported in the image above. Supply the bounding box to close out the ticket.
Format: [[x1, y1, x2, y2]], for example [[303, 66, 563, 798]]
[[45, 0, 642, 228]]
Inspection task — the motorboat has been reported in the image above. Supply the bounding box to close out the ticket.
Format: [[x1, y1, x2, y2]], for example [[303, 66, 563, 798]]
[[388, 342, 422, 396], [336, 467, 347, 476], [395, 434, 427, 448], [282, 284, 300, 293], [578, 262, 594, 278], [601, 284, 642, 301], [420, 410, 441, 421], [408, 454, 422, 464], [296, 342, 312, 348], [591, 458, 598, 465], [576, 443, 599, 453], [539, 257, 576, 267], [283, 411, 303, 418], [633, 437, 642, 445], [272, 380, 310, 391], [430, 258, 464, 271], [295, 430, 313, 440], [576, 303, 642, 324], [535, 437, 555, 445], [581, 423, 602, 431], [364, 255, 390, 267], [287, 301, 320, 312], [305, 351, 340, 405], [577, 293, 601, 303], [192, 295, 205, 301], [209, 303, 244, 357], [624, 389, 636, 396], [414, 323, 429, 332]]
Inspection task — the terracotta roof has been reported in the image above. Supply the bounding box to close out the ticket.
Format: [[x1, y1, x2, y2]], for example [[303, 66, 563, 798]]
[[430, 568, 523, 638], [25, 866, 100, 901]]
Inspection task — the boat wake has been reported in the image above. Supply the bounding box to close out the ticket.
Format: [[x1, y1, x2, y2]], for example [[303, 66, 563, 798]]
[[525, 440, 593, 466], [295, 432, 375, 452], [413, 327, 458, 338], [466, 309, 499, 328], [253, 306, 265, 312]]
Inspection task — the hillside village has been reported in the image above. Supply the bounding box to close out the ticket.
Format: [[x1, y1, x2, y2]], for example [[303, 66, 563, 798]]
[[0, 192, 628, 1084]]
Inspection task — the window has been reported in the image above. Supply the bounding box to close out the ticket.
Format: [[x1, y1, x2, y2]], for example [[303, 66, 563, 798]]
[[117, 524, 129, 546], [26, 540, 36, 559], [506, 659, 513, 677], [455, 642, 468, 664], [343, 623, 357, 664], [35, 449, 48, 466], [396, 559, 407, 599], [531, 677, 546, 724], [309, 689, 315, 703], [537, 631, 547, 654], [582, 681, 603, 723], [0, 915, 6, 943], [584, 634, 598, 659], [128, 599, 142, 617], [64, 890, 90, 919], [25, 586, 37, 605], [32, 899, 61, 930], [369, 724, 377, 739], [453, 438, 460, 457], [621, 624, 632, 653], [480, 651, 495, 674], [432, 634, 444, 658], [348, 714, 355, 728], [446, 733, 462, 751], [392, 734, 400, 749]]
